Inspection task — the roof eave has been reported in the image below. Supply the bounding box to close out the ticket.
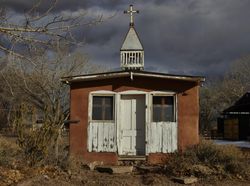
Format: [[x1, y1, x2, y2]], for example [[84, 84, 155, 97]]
[[61, 71, 205, 84]]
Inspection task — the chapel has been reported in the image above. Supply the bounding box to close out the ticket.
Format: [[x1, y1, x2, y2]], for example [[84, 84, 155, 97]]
[[62, 5, 205, 164]]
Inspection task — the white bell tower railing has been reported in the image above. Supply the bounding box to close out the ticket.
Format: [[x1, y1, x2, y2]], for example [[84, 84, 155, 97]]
[[121, 50, 144, 70]]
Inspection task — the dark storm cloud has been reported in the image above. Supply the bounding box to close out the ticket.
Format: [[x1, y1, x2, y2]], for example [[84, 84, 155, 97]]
[[1, 0, 130, 12], [1, 0, 250, 76], [79, 0, 250, 76]]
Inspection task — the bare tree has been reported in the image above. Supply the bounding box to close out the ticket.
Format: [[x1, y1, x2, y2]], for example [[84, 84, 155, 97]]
[[0, 1, 109, 163], [219, 55, 250, 106], [200, 85, 217, 133], [0, 0, 103, 62], [1, 49, 103, 125], [0, 48, 104, 164], [200, 55, 250, 135]]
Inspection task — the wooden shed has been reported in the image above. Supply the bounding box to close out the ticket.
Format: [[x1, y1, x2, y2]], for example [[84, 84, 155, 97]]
[[61, 5, 205, 165], [218, 92, 250, 141]]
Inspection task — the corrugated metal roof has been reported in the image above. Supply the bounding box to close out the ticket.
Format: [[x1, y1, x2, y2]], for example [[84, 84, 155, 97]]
[[121, 27, 143, 50]]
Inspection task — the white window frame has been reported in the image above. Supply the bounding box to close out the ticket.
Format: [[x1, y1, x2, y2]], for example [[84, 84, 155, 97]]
[[88, 90, 116, 123], [150, 91, 177, 123]]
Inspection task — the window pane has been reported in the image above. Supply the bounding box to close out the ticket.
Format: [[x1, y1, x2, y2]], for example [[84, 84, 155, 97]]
[[104, 97, 113, 107], [153, 97, 162, 105], [163, 106, 174, 122], [104, 97, 113, 120], [92, 106, 102, 120], [93, 96, 103, 106], [105, 106, 113, 120], [166, 97, 174, 106], [153, 106, 162, 122]]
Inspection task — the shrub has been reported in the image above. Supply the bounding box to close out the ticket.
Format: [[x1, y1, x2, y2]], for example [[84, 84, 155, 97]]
[[43, 136, 69, 168], [14, 103, 66, 166], [165, 140, 250, 179], [0, 136, 20, 167]]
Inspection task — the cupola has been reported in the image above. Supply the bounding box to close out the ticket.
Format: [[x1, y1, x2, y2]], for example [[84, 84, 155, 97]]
[[121, 5, 144, 71]]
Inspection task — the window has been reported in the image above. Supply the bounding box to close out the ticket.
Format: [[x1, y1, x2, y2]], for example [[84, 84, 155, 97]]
[[153, 96, 175, 122], [92, 96, 114, 120]]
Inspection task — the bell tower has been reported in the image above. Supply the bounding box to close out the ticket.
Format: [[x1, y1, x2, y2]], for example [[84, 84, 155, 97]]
[[121, 5, 144, 71]]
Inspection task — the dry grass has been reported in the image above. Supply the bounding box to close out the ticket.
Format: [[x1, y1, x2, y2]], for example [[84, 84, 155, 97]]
[[165, 140, 250, 179], [65, 155, 90, 173], [0, 135, 21, 167], [0, 136, 250, 185]]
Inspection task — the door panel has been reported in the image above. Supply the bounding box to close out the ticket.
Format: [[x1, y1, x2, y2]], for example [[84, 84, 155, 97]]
[[120, 95, 145, 155]]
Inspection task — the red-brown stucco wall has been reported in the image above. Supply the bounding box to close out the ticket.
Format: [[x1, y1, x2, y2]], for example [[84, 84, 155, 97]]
[[69, 76, 200, 165]]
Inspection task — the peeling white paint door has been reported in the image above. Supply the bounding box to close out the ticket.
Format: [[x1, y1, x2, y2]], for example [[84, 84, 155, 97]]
[[120, 95, 145, 155]]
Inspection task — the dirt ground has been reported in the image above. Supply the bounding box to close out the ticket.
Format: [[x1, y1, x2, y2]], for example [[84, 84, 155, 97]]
[[1, 135, 249, 186], [17, 171, 250, 186], [0, 165, 249, 186]]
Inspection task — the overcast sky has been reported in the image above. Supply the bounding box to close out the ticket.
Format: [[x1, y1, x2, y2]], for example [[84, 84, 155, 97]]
[[2, 0, 250, 77]]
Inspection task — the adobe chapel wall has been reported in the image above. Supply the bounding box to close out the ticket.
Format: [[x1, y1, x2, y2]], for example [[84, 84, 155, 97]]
[[69, 77, 200, 164]]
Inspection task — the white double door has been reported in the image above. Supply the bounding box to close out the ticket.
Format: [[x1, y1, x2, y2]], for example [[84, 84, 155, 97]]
[[119, 95, 146, 156]]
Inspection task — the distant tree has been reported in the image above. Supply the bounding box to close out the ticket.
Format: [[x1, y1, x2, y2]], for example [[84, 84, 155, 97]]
[[200, 55, 250, 135], [219, 55, 250, 106], [200, 84, 218, 133]]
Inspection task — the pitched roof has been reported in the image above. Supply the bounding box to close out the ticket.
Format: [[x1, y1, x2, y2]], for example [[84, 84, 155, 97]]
[[121, 26, 143, 50], [223, 92, 250, 113]]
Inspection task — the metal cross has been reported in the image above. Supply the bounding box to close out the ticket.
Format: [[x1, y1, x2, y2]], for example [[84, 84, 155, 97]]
[[124, 5, 139, 26]]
